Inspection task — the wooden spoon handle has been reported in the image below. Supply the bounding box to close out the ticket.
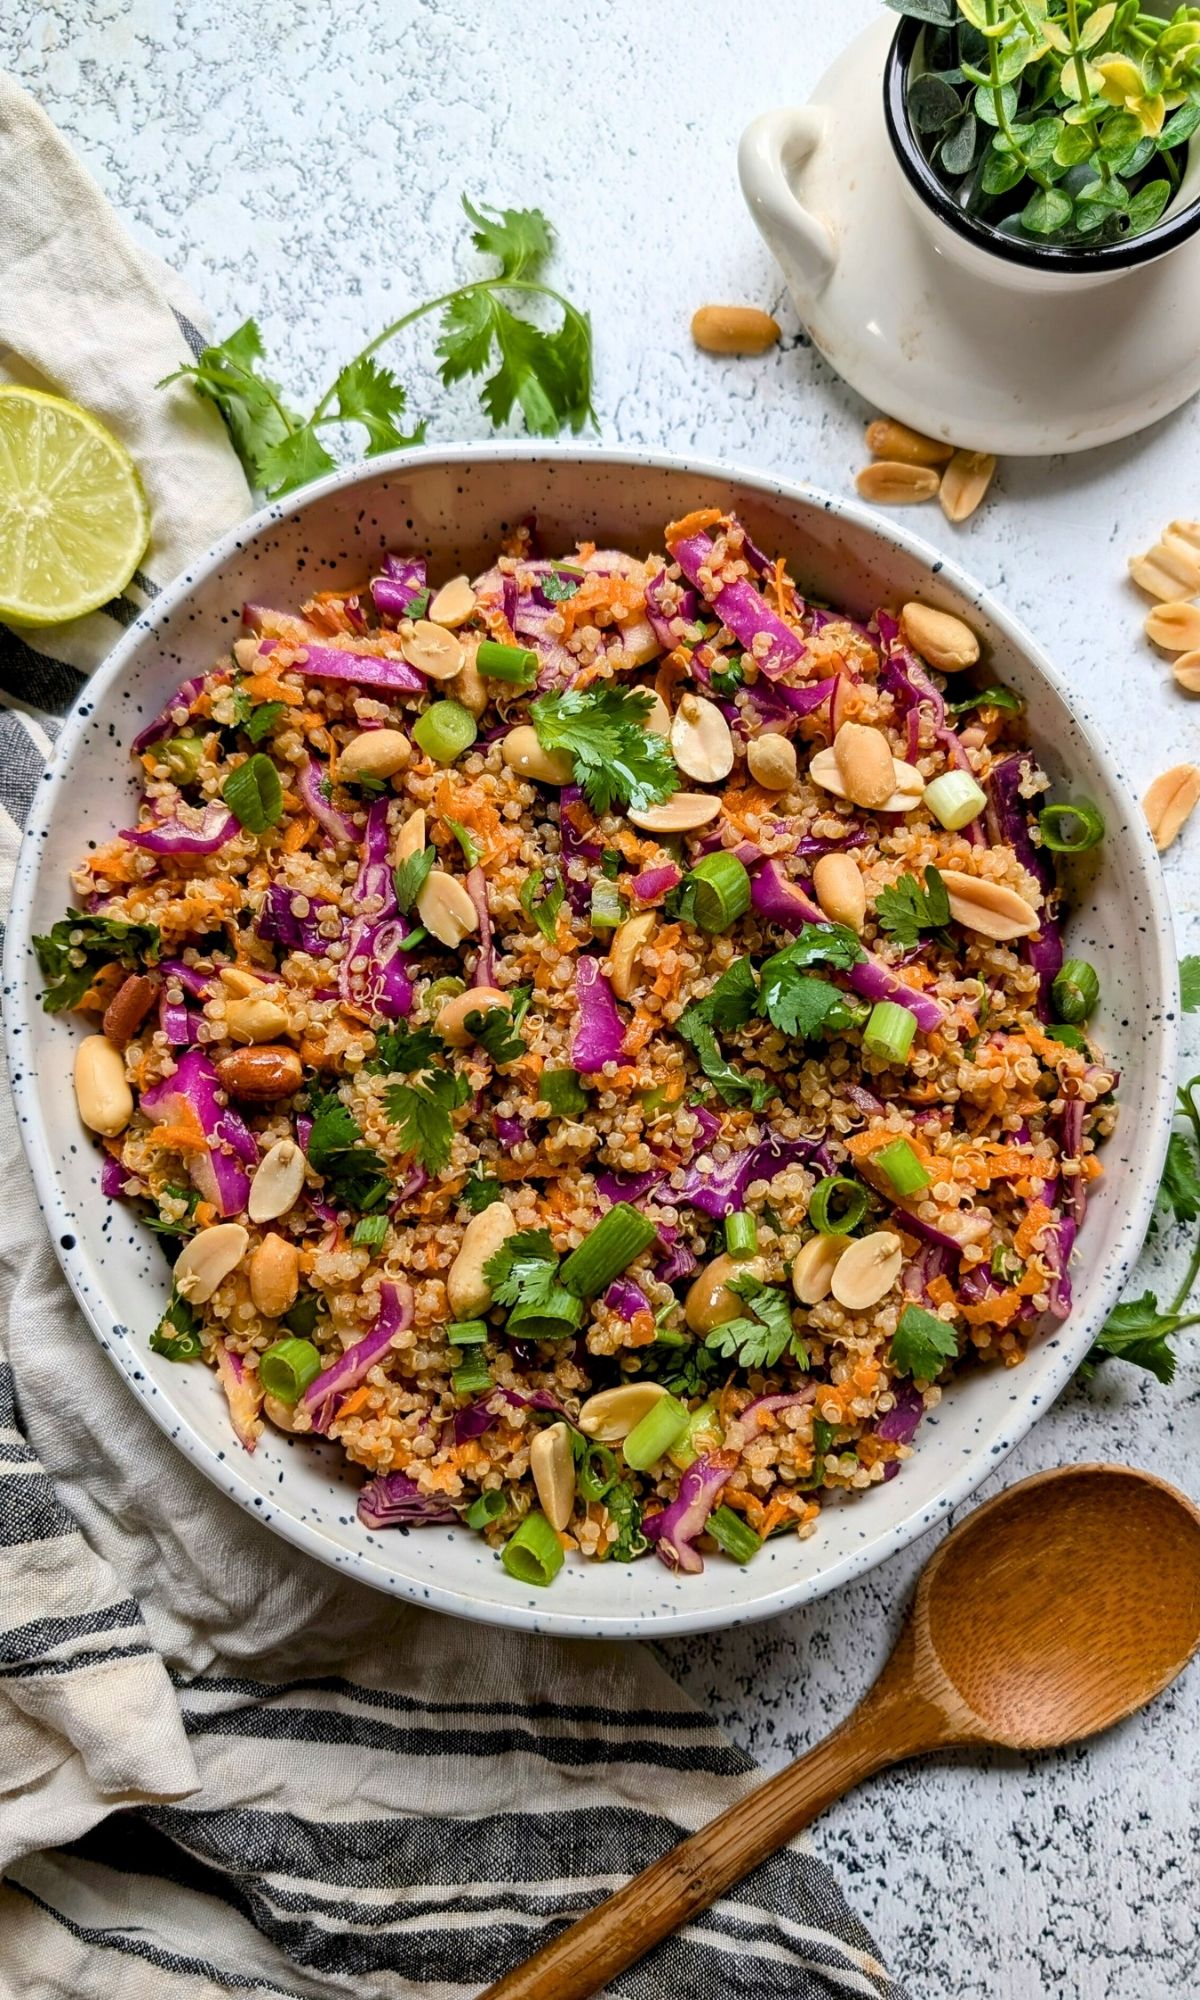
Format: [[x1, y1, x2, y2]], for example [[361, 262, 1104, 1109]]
[[478, 1702, 911, 2000]]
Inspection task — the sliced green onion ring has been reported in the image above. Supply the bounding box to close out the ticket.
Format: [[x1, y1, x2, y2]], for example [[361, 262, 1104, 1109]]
[[464, 1489, 507, 1530], [622, 1393, 690, 1472], [808, 1175, 870, 1236], [559, 1202, 658, 1298], [707, 1503, 763, 1563], [863, 1000, 918, 1064], [725, 1209, 758, 1258], [873, 1138, 931, 1198], [1038, 799, 1105, 853], [447, 1319, 488, 1346], [259, 1337, 322, 1405], [1051, 957, 1100, 1024], [501, 1510, 565, 1586], [577, 1440, 620, 1502], [476, 639, 538, 683], [412, 700, 478, 764], [685, 852, 752, 933], [506, 1287, 586, 1342], [923, 771, 988, 831], [451, 1351, 493, 1396]]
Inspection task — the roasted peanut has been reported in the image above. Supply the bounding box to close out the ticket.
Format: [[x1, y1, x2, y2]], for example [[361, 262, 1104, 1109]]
[[530, 1421, 576, 1531], [248, 1232, 300, 1318], [899, 602, 980, 672], [671, 693, 733, 783], [746, 733, 798, 791], [437, 984, 511, 1046], [864, 418, 954, 468], [216, 1045, 304, 1101], [1172, 650, 1200, 694], [248, 1138, 306, 1224], [609, 912, 656, 1002], [74, 1034, 133, 1136], [225, 994, 290, 1044], [401, 618, 465, 680], [830, 1231, 904, 1311], [809, 745, 925, 813], [691, 304, 780, 355], [1129, 532, 1200, 601], [447, 1201, 517, 1317], [685, 1252, 765, 1335], [937, 869, 1039, 941], [501, 726, 575, 786], [1144, 765, 1200, 851], [174, 1222, 249, 1305], [394, 808, 427, 863], [792, 1234, 849, 1305], [338, 729, 412, 781], [578, 1381, 669, 1441], [102, 973, 158, 1047], [812, 851, 866, 932], [1146, 601, 1200, 652], [855, 462, 940, 506], [832, 722, 897, 809], [428, 575, 477, 628], [627, 793, 721, 833], [417, 869, 480, 948], [939, 449, 996, 524]]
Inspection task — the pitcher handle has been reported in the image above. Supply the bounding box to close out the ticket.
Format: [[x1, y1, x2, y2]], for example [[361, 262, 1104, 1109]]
[[738, 107, 837, 307]]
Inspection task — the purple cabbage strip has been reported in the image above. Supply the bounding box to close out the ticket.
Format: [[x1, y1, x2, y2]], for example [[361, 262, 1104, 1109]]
[[678, 1132, 825, 1220], [214, 1344, 262, 1453], [560, 785, 602, 915], [357, 1470, 458, 1529], [358, 799, 397, 914], [691, 1105, 722, 1154], [340, 917, 413, 1021], [158, 989, 194, 1048], [632, 862, 682, 903], [493, 1114, 524, 1148], [655, 1242, 697, 1286], [605, 1278, 652, 1322], [891, 1205, 963, 1256], [275, 638, 425, 694], [1044, 1211, 1077, 1320], [845, 1082, 885, 1119], [453, 1387, 566, 1446], [370, 557, 427, 619], [644, 1451, 738, 1574], [670, 525, 806, 679], [121, 803, 239, 857], [131, 674, 209, 757], [595, 1166, 666, 1207], [298, 756, 361, 844], [158, 959, 214, 1000], [725, 1386, 817, 1451], [140, 1050, 257, 1217], [644, 567, 698, 651], [1060, 1098, 1087, 1224], [743, 674, 838, 728], [303, 1280, 413, 1434], [878, 1384, 926, 1479], [987, 754, 1062, 1017], [901, 1241, 953, 1303], [572, 956, 626, 1070], [100, 1154, 134, 1200], [257, 881, 335, 958]]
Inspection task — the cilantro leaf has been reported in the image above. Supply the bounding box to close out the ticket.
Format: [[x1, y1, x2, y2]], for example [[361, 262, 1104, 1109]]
[[760, 973, 867, 1041], [875, 868, 951, 951], [256, 425, 337, 497], [678, 1008, 771, 1111], [307, 1092, 391, 1212], [1087, 1292, 1185, 1385], [385, 1070, 471, 1174], [332, 355, 425, 457], [530, 685, 678, 815], [393, 845, 436, 915], [890, 1304, 959, 1380], [604, 1479, 649, 1561], [245, 700, 287, 745], [700, 957, 759, 1033], [540, 568, 582, 603], [462, 195, 554, 280], [364, 1024, 441, 1075], [464, 1172, 506, 1213], [519, 868, 565, 943], [484, 1228, 560, 1309], [946, 683, 1024, 717], [159, 319, 302, 486], [705, 1273, 806, 1370], [150, 1291, 205, 1362], [437, 289, 594, 436], [1181, 955, 1200, 1013], [709, 658, 745, 696], [464, 1002, 526, 1067], [1159, 1131, 1200, 1228], [644, 1341, 721, 1399], [444, 816, 481, 867], [34, 908, 161, 1015]]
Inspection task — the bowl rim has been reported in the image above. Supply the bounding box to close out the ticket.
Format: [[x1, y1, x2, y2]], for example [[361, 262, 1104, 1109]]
[[3, 439, 1179, 1638]]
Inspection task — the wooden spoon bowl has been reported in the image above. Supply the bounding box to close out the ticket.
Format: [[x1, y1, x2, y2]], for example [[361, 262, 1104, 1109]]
[[481, 1465, 1200, 2000]]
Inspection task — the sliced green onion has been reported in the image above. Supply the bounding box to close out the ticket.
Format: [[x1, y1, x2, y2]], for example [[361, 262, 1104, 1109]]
[[1051, 957, 1100, 1024], [161, 732, 206, 781], [246, 701, 288, 746], [685, 852, 752, 933], [452, 1351, 493, 1396], [559, 1202, 659, 1298], [412, 700, 478, 764], [622, 1393, 690, 1472], [476, 639, 538, 684], [707, 1504, 763, 1563], [577, 1439, 620, 1502], [506, 1286, 586, 1342], [808, 1175, 870, 1235], [501, 1509, 565, 1586], [601, 848, 623, 880], [222, 752, 283, 833], [589, 878, 624, 932], [464, 1489, 507, 1530], [923, 771, 988, 831], [444, 815, 481, 866], [873, 1138, 931, 1197], [725, 1210, 758, 1258], [259, 1337, 322, 1405], [668, 1398, 722, 1471], [425, 975, 465, 1009], [352, 1213, 389, 1248], [991, 1244, 1024, 1281], [542, 1068, 588, 1117], [863, 1000, 918, 1064], [1038, 800, 1105, 853], [447, 1318, 488, 1346]]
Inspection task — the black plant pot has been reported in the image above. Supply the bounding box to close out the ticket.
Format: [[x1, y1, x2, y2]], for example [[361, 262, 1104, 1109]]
[[883, 17, 1200, 276]]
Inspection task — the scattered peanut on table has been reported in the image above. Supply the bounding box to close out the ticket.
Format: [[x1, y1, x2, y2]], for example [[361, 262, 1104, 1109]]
[[857, 415, 998, 523]]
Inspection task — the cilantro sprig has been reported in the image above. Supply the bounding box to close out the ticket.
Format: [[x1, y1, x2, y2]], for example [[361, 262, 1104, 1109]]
[[756, 925, 867, 1039], [704, 1273, 807, 1371], [890, 1305, 958, 1382], [34, 909, 162, 1015], [162, 197, 595, 498], [385, 1070, 472, 1175], [530, 685, 678, 815], [484, 1228, 561, 1309], [677, 959, 771, 1110], [307, 1091, 391, 1212], [874, 867, 951, 952]]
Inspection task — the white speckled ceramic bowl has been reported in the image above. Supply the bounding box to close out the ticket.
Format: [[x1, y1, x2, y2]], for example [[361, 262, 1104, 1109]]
[[3, 445, 1179, 1638]]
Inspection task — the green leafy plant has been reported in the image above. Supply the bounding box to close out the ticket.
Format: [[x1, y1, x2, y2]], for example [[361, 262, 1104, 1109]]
[[163, 196, 594, 496], [886, 0, 1200, 247]]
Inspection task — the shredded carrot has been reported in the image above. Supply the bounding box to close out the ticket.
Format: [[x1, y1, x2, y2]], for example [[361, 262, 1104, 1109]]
[[1015, 1201, 1054, 1259], [335, 1384, 376, 1420], [282, 814, 315, 855], [665, 508, 723, 544], [760, 1496, 791, 1539], [241, 672, 303, 706], [961, 1290, 1024, 1329], [194, 1201, 218, 1228], [144, 1121, 209, 1156]]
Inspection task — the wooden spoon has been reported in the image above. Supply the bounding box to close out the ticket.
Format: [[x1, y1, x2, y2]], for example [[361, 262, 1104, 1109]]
[[480, 1465, 1200, 2000]]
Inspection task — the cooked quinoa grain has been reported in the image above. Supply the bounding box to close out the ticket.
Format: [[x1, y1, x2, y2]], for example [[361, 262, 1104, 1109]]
[[39, 512, 1113, 1583]]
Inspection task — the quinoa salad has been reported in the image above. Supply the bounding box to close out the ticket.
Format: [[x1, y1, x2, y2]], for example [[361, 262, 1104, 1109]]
[[38, 508, 1115, 1587]]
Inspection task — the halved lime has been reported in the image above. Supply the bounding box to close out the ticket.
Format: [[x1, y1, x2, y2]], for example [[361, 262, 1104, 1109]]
[[0, 386, 150, 626]]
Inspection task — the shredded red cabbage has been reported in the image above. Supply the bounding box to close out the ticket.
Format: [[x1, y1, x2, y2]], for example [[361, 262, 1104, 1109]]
[[121, 803, 239, 856], [257, 881, 337, 958], [214, 1343, 263, 1453], [605, 1278, 652, 1322], [644, 1450, 738, 1573], [878, 1384, 925, 1478], [669, 525, 807, 679], [632, 862, 682, 903], [466, 866, 495, 988], [370, 557, 427, 620], [572, 956, 626, 1070], [130, 674, 208, 756], [452, 1386, 567, 1446], [357, 1470, 458, 1529], [141, 1051, 257, 1216], [302, 1280, 413, 1434], [298, 756, 361, 845]]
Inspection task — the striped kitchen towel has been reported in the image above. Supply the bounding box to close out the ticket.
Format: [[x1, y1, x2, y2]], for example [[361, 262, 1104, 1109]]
[[0, 70, 905, 1999]]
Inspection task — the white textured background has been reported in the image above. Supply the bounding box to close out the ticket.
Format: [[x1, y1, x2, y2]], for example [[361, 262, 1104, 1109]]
[[3, 1, 1198, 1994]]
